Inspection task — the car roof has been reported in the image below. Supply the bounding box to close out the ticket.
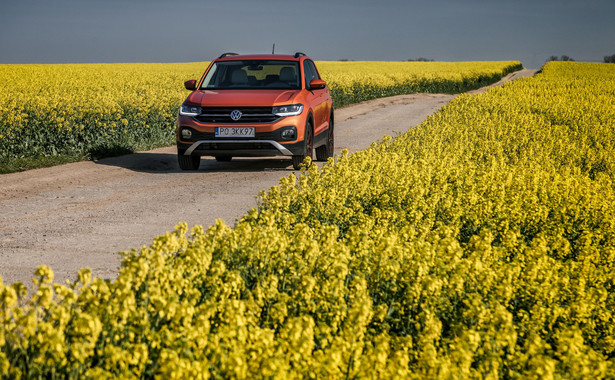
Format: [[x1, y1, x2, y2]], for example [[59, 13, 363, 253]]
[[216, 53, 307, 62]]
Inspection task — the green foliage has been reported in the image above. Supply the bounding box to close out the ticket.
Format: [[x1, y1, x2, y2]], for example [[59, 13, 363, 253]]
[[2, 62, 614, 378]]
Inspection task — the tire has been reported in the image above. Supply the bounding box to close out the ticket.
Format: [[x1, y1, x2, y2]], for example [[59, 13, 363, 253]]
[[315, 112, 334, 161], [215, 156, 232, 162], [178, 154, 200, 170], [292, 122, 313, 170]]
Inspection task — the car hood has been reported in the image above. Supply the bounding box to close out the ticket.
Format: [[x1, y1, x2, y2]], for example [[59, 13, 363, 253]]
[[186, 89, 300, 107]]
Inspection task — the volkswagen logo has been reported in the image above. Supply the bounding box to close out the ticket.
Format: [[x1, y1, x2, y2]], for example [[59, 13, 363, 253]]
[[230, 110, 242, 121]]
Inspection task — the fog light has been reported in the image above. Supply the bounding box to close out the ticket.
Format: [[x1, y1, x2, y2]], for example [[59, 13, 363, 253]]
[[181, 128, 192, 139], [281, 128, 296, 140]]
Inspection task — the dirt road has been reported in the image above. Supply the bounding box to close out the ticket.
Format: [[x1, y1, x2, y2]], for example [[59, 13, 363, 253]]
[[0, 70, 537, 287]]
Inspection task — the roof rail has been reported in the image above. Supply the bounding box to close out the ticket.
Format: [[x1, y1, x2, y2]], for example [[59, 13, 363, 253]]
[[294, 52, 306, 58], [218, 52, 239, 58]]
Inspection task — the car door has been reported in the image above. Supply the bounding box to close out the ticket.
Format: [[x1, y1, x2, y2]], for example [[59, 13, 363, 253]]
[[303, 60, 330, 138]]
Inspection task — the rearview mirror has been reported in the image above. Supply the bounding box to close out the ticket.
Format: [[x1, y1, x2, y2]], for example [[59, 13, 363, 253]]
[[309, 79, 326, 90], [184, 79, 197, 91]]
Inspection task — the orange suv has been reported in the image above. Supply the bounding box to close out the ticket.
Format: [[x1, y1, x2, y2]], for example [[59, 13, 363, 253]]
[[177, 52, 334, 170]]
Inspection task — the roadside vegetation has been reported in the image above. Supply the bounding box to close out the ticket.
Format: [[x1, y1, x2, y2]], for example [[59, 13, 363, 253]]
[[1, 61, 613, 378], [0, 61, 521, 173]]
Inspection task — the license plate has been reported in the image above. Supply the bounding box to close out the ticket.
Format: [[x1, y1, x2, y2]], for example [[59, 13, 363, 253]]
[[215, 127, 255, 138]]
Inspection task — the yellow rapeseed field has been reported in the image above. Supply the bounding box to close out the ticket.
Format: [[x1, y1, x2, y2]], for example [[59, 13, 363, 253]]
[[0, 62, 203, 171], [320, 61, 523, 104], [1, 61, 613, 378], [0, 60, 521, 172]]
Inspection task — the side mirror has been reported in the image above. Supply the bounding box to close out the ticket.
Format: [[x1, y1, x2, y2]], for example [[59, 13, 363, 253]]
[[309, 79, 326, 90], [184, 79, 197, 91]]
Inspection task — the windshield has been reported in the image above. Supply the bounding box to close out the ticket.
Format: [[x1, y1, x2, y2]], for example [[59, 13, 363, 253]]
[[200, 60, 301, 90]]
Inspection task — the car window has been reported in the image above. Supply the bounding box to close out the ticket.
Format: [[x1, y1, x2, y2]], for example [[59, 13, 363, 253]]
[[304, 60, 319, 88], [307, 60, 320, 80], [200, 60, 300, 90]]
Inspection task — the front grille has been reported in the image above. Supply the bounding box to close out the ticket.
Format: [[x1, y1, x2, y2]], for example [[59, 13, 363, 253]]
[[194, 107, 279, 124]]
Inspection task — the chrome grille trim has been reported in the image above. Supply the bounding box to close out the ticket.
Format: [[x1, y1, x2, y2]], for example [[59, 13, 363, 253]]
[[184, 140, 293, 156]]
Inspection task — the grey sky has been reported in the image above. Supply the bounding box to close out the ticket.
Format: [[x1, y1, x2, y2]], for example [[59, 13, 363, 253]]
[[1, 0, 613, 69]]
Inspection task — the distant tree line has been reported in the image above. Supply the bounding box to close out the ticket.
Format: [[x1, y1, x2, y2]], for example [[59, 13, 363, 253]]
[[340, 55, 615, 63], [546, 54, 615, 63], [338, 58, 436, 62], [547, 55, 575, 62]]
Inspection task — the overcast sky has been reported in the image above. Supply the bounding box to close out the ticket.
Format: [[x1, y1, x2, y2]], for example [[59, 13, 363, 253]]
[[1, 0, 613, 69]]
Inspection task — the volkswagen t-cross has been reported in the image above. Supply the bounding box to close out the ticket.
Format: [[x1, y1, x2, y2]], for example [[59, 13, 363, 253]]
[[177, 52, 334, 170]]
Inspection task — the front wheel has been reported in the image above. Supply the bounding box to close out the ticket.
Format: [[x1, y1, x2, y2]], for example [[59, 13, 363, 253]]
[[178, 154, 200, 170], [315, 114, 334, 161], [292, 122, 313, 170]]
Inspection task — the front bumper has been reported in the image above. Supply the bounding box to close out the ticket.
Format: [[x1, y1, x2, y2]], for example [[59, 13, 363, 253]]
[[178, 139, 303, 157], [177, 115, 305, 157]]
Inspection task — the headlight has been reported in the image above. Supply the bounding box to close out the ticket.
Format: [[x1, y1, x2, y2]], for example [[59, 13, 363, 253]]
[[179, 104, 201, 116], [273, 104, 303, 117]]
